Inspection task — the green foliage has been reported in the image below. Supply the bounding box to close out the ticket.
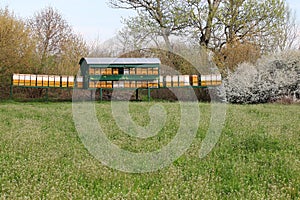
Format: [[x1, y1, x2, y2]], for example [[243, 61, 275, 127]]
[[0, 102, 299, 199]]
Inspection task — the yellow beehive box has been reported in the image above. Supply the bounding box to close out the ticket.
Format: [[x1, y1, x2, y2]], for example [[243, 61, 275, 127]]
[[48, 76, 55, 87], [76, 76, 83, 88], [68, 76, 74, 87], [136, 81, 142, 88], [124, 68, 129, 75], [99, 81, 106, 88], [54, 76, 60, 87], [89, 68, 95, 75], [200, 75, 206, 86], [107, 81, 113, 88], [148, 68, 153, 75], [89, 81, 96, 88], [166, 76, 172, 87], [30, 75, 37, 86], [149, 80, 159, 88], [95, 81, 101, 88], [13, 74, 20, 86], [24, 75, 31, 86], [190, 75, 198, 86], [100, 68, 106, 75], [172, 76, 179, 87], [61, 76, 68, 87], [159, 76, 164, 87], [136, 68, 143, 75], [42, 75, 48, 87], [113, 81, 119, 88], [106, 68, 112, 75], [184, 75, 190, 86], [113, 68, 119, 75], [124, 81, 130, 88], [18, 74, 25, 86], [141, 68, 147, 75], [129, 68, 135, 75], [206, 75, 213, 86], [130, 81, 136, 88], [37, 75, 43, 87], [95, 68, 101, 75], [141, 81, 148, 88], [119, 81, 125, 88]]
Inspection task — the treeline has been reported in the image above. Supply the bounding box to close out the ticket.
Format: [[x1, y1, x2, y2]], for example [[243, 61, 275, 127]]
[[0, 7, 88, 98], [1, 1, 300, 102]]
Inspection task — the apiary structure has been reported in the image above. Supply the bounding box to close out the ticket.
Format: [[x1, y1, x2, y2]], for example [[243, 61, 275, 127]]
[[79, 58, 160, 90]]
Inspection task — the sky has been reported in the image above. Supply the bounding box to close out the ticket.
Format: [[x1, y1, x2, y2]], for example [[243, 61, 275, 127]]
[[1, 0, 300, 44]]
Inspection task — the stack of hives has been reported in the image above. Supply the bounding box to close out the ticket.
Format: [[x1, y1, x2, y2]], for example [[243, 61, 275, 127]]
[[88, 67, 159, 76], [12, 74, 75, 88], [88, 80, 159, 89]]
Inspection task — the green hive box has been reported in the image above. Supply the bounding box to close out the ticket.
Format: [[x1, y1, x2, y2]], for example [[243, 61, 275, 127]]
[[79, 58, 161, 89]]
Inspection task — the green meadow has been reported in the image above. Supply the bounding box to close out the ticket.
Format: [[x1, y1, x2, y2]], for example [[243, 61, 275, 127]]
[[0, 101, 299, 199]]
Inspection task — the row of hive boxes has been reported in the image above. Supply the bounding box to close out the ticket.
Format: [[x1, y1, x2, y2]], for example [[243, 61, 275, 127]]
[[200, 74, 222, 86], [88, 67, 159, 75], [88, 80, 159, 89], [13, 74, 74, 87], [160, 74, 222, 87]]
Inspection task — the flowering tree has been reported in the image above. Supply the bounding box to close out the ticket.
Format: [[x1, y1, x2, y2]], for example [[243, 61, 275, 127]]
[[222, 51, 300, 103]]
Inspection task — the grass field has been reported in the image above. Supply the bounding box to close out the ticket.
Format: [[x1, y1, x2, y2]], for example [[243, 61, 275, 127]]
[[0, 101, 299, 199]]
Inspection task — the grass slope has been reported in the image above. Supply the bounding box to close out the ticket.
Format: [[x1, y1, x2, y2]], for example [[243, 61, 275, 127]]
[[0, 101, 299, 199]]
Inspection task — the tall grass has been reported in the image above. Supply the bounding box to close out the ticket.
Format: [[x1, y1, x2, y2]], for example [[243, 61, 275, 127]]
[[0, 102, 299, 199]]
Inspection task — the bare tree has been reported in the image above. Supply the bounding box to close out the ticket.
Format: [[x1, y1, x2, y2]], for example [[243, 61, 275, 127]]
[[109, 0, 190, 51], [27, 7, 88, 74]]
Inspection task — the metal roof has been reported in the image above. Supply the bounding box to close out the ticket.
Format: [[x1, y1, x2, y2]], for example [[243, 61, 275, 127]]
[[79, 58, 161, 65]]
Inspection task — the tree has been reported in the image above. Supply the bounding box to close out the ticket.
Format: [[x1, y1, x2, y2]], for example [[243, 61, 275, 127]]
[[109, 0, 190, 51], [27, 7, 88, 74], [0, 7, 35, 88]]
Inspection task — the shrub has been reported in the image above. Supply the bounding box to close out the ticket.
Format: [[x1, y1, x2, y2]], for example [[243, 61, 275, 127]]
[[222, 50, 300, 104]]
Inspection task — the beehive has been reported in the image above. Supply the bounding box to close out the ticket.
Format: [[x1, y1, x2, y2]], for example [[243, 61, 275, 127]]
[[107, 81, 113, 88], [124, 81, 130, 88], [184, 75, 190, 86], [159, 76, 164, 87], [68, 76, 74, 87], [148, 68, 153, 75], [130, 81, 136, 88], [24, 75, 31, 86], [13, 74, 20, 86], [61, 76, 68, 87], [30, 75, 37, 86], [124, 68, 130, 75], [166, 76, 172, 87], [76, 76, 83, 88], [89, 68, 95, 75], [42, 75, 49, 87], [172, 75, 179, 87], [190, 75, 198, 86], [112, 68, 119, 75], [129, 68, 135, 75], [37, 75, 43, 87], [136, 81, 142, 88]]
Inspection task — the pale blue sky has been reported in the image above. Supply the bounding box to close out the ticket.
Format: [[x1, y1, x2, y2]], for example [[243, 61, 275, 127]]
[[1, 0, 299, 43]]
